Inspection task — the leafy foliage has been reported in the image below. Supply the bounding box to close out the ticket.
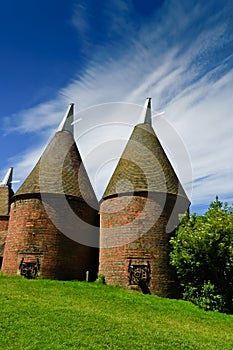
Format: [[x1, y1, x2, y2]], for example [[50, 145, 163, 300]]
[[170, 197, 233, 313]]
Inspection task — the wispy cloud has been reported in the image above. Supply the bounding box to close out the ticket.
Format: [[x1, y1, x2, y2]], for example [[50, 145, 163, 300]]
[[3, 100, 68, 134], [3, 0, 233, 211], [71, 3, 89, 36]]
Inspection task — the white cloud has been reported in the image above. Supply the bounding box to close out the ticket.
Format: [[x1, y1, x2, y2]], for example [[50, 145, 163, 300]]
[[4, 0, 233, 211], [3, 100, 69, 135], [71, 3, 89, 36], [8, 144, 46, 192]]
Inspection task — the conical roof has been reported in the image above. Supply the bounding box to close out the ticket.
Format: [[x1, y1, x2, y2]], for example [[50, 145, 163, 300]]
[[0, 167, 14, 216], [15, 105, 98, 206], [103, 101, 189, 201]]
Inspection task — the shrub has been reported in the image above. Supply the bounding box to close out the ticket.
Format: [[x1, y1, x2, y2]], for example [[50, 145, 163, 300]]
[[183, 281, 225, 312], [170, 197, 233, 313], [96, 273, 106, 284]]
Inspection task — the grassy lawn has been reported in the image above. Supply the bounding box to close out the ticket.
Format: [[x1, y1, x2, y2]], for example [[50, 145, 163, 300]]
[[0, 274, 233, 349]]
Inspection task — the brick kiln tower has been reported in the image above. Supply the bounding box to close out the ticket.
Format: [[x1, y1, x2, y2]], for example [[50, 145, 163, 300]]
[[0, 168, 14, 268], [99, 98, 190, 297], [2, 104, 99, 280]]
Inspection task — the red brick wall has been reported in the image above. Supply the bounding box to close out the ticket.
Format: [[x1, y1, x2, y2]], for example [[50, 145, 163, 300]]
[[0, 186, 12, 262], [99, 193, 180, 297], [0, 216, 9, 264], [2, 195, 99, 280], [0, 217, 9, 232]]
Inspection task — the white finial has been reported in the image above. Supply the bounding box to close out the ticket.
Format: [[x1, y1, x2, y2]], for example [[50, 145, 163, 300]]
[[57, 103, 74, 133], [0, 167, 13, 187], [144, 97, 152, 124], [138, 98, 152, 125]]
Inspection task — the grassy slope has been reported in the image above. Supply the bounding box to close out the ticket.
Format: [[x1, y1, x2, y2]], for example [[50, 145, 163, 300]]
[[0, 275, 233, 350]]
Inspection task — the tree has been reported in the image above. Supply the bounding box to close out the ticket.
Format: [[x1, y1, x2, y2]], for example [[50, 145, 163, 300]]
[[170, 197, 233, 313]]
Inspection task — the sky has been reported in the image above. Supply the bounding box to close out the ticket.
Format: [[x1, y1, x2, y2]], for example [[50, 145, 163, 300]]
[[0, 0, 233, 214]]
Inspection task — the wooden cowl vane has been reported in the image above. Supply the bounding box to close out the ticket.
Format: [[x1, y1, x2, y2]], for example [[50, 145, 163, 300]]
[[99, 98, 190, 297], [2, 104, 99, 280]]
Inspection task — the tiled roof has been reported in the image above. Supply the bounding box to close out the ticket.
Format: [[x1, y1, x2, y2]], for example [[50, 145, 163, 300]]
[[15, 131, 98, 206], [103, 123, 189, 201], [0, 187, 13, 216]]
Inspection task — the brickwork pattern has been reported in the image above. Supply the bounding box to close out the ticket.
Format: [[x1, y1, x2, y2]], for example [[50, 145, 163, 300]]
[[0, 185, 13, 258], [0, 218, 9, 232], [99, 194, 180, 297], [2, 196, 99, 280], [0, 217, 9, 256]]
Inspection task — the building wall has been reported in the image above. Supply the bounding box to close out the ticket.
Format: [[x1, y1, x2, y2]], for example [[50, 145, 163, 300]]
[[2, 195, 99, 280], [0, 217, 9, 268], [0, 186, 12, 267], [0, 217, 9, 233], [99, 193, 180, 297]]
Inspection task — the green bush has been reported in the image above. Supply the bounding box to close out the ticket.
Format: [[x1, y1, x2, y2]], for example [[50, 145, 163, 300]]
[[170, 197, 233, 313], [183, 281, 225, 312], [96, 273, 106, 284]]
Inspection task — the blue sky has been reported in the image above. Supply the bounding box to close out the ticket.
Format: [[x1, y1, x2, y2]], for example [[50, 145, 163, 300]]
[[0, 0, 233, 214]]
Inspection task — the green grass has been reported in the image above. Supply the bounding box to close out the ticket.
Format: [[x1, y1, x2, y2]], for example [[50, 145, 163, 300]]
[[0, 274, 233, 349]]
